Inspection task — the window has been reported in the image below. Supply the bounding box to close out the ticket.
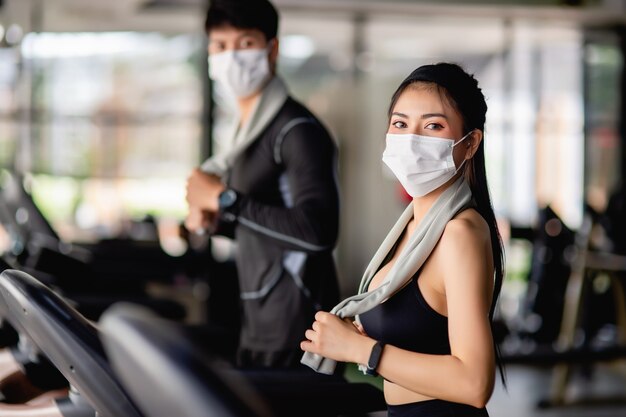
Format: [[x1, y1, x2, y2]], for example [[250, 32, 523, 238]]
[[10, 32, 205, 245]]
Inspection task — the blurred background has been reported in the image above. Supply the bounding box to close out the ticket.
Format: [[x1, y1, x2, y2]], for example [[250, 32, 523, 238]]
[[0, 0, 625, 416]]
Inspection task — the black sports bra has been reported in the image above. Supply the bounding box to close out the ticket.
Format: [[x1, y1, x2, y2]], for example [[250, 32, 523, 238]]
[[358, 274, 450, 355], [358, 231, 451, 355]]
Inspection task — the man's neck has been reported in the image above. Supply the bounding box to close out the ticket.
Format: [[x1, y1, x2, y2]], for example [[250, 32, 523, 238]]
[[237, 93, 262, 125]]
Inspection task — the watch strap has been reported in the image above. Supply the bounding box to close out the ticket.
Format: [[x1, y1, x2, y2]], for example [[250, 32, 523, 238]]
[[218, 189, 241, 222], [365, 341, 385, 376]]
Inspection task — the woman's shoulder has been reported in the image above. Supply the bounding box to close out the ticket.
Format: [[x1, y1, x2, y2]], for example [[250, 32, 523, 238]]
[[431, 208, 494, 288], [439, 208, 490, 253]]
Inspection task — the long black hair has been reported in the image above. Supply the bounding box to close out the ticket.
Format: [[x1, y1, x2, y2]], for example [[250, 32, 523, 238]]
[[388, 62, 507, 387]]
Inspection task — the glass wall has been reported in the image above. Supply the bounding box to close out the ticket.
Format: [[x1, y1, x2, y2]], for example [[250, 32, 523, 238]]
[[6, 32, 205, 246], [0, 31, 19, 171], [584, 32, 623, 213]]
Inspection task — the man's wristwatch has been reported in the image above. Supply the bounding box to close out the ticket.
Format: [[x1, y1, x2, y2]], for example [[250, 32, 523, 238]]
[[218, 189, 239, 222], [365, 341, 385, 377], [218, 188, 238, 210]]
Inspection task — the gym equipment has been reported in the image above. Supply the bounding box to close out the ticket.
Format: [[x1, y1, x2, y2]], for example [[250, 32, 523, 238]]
[[100, 303, 388, 417], [503, 206, 626, 407], [0, 269, 144, 417], [101, 303, 271, 417], [0, 169, 187, 321]]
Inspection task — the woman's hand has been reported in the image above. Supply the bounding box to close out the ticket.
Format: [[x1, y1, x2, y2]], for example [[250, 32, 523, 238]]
[[301, 311, 373, 364]]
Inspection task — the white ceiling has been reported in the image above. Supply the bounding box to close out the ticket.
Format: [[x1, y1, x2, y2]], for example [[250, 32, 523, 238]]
[[1, 0, 625, 34]]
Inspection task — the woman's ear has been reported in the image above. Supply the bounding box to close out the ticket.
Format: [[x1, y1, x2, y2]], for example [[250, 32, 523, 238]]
[[465, 129, 483, 159]]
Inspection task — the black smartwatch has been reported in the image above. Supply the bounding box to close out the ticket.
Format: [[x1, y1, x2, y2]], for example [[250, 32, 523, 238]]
[[218, 189, 239, 223], [365, 341, 385, 377], [218, 189, 238, 210]]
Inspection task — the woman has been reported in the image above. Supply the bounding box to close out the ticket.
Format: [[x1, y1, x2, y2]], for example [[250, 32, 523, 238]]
[[300, 62, 505, 416]]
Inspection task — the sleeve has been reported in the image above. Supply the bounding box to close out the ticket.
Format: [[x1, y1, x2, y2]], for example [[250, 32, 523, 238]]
[[199, 155, 228, 177], [213, 120, 340, 253]]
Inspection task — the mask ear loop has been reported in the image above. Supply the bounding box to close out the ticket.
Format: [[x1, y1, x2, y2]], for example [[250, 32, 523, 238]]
[[462, 130, 478, 180], [452, 130, 474, 149], [452, 129, 475, 178]]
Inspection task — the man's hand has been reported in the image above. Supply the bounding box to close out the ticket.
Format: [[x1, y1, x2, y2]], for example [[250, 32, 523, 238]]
[[184, 207, 213, 234], [185, 168, 225, 212]]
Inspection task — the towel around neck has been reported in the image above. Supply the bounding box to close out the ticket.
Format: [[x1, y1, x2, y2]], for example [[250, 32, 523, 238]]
[[301, 176, 473, 375]]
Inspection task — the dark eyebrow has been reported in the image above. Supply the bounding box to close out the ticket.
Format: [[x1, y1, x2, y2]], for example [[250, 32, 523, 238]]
[[238, 31, 262, 39], [420, 113, 448, 119], [391, 112, 448, 119]]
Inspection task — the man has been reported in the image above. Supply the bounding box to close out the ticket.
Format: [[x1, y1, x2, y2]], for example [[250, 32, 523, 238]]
[[186, 0, 341, 370]]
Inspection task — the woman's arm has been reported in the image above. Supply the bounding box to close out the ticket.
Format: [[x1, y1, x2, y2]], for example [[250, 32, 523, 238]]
[[301, 213, 496, 408]]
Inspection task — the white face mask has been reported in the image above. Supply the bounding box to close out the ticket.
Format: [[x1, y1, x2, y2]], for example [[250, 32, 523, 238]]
[[208, 44, 272, 98], [382, 131, 472, 198]]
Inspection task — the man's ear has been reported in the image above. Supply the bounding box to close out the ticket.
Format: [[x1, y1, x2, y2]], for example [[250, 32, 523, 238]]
[[268, 37, 279, 73], [465, 129, 483, 159]]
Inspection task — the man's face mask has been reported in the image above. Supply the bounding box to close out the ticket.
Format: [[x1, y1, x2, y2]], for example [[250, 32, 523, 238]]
[[382, 131, 472, 198], [208, 42, 273, 98]]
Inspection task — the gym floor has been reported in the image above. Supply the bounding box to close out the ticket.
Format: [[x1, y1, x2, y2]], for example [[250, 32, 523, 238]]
[[359, 362, 626, 416], [487, 362, 626, 417]]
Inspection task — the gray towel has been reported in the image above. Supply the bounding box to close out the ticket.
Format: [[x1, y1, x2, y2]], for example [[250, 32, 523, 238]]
[[201, 76, 289, 177], [301, 176, 473, 375]]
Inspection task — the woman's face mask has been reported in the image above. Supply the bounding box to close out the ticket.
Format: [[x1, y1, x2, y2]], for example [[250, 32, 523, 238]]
[[208, 42, 273, 98], [382, 131, 472, 198]]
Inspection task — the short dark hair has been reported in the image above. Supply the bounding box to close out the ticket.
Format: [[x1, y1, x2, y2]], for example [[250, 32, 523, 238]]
[[205, 0, 279, 41]]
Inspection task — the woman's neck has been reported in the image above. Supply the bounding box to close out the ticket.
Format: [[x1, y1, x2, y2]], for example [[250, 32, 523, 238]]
[[411, 175, 463, 224], [411, 191, 441, 225]]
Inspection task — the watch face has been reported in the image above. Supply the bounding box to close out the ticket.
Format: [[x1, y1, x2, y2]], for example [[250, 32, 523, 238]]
[[220, 189, 237, 208]]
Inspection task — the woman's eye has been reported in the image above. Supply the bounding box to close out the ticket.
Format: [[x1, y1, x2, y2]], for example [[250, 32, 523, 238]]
[[425, 122, 443, 130], [392, 120, 407, 129]]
